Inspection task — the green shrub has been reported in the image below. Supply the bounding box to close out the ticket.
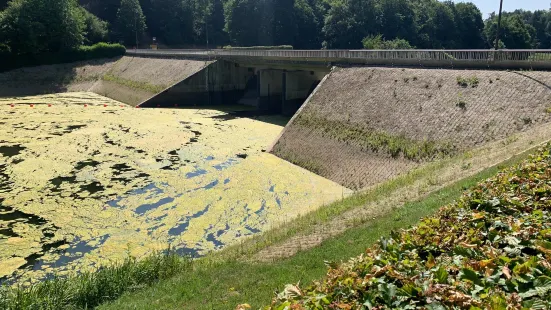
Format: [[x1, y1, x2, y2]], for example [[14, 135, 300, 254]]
[[0, 43, 125, 72], [362, 34, 414, 50], [75, 42, 126, 59], [267, 145, 551, 309], [222, 45, 293, 50]]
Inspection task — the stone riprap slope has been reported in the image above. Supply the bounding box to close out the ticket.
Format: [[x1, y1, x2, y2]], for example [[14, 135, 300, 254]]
[[271, 67, 551, 190], [0, 59, 116, 97], [90, 56, 212, 105], [0, 56, 210, 106]]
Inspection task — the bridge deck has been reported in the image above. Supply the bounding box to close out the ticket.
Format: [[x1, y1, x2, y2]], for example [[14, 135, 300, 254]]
[[126, 49, 551, 70]]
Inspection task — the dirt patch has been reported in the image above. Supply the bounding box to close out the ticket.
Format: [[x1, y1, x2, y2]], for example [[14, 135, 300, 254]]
[[254, 122, 551, 262], [271, 67, 551, 189]]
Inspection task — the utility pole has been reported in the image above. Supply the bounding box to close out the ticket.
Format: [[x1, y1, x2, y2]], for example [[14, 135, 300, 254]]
[[134, 8, 139, 50], [494, 0, 504, 50]]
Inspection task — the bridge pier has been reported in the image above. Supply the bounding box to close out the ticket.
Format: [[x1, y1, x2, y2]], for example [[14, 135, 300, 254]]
[[255, 68, 327, 115]]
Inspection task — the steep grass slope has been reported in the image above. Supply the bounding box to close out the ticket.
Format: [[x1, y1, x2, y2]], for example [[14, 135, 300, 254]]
[[268, 145, 551, 309], [271, 67, 551, 190]]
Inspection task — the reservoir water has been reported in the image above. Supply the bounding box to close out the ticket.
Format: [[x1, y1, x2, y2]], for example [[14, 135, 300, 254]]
[[0, 92, 349, 284]]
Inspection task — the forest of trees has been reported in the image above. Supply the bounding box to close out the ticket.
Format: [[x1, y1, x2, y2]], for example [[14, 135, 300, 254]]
[[1, 0, 550, 55]]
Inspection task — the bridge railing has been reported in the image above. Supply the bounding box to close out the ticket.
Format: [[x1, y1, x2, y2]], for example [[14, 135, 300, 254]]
[[126, 49, 551, 68]]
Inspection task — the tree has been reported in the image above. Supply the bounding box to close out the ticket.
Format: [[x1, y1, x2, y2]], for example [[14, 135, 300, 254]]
[[0, 0, 9, 10], [0, 0, 85, 55], [147, 0, 193, 46], [225, 0, 273, 46], [207, 0, 228, 47], [272, 0, 296, 45], [114, 0, 146, 46], [485, 14, 535, 49], [454, 2, 485, 48], [293, 0, 321, 48], [322, 0, 377, 49], [378, 0, 416, 44], [79, 0, 120, 27], [80, 7, 109, 44]]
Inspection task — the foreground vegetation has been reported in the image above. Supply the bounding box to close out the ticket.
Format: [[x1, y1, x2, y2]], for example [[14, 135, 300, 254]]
[[0, 252, 190, 309], [268, 146, 551, 309]]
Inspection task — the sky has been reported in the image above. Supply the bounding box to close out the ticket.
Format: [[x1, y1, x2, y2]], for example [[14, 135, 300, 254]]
[[450, 0, 550, 18]]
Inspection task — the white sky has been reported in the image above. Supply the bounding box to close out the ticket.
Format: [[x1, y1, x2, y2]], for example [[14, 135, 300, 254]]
[[448, 0, 549, 18]]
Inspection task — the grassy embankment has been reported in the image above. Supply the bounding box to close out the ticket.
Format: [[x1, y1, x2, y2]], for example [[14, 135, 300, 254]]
[[0, 141, 541, 309], [269, 145, 551, 308]]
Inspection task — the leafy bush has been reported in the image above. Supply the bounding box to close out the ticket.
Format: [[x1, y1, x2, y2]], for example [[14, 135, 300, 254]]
[[76, 42, 126, 59], [222, 45, 293, 50], [268, 145, 551, 309], [0, 43, 125, 72], [362, 34, 414, 50]]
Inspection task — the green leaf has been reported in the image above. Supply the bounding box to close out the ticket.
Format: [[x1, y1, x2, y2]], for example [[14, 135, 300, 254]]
[[534, 276, 551, 288], [460, 268, 481, 285], [434, 267, 448, 284]]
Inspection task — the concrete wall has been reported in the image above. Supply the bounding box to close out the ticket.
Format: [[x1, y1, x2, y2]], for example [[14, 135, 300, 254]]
[[0, 56, 213, 106], [271, 66, 551, 190], [254, 68, 328, 115], [140, 60, 253, 107]]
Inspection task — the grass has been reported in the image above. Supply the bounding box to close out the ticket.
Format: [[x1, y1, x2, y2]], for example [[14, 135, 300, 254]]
[[270, 147, 325, 175], [102, 74, 166, 93], [293, 113, 457, 161], [0, 144, 540, 309], [0, 251, 191, 310], [97, 145, 535, 310]]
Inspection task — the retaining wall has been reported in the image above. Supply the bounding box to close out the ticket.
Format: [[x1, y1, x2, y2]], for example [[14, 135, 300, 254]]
[[0, 56, 212, 106]]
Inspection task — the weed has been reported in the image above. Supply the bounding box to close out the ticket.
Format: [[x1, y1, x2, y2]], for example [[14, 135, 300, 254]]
[[522, 117, 532, 125], [403, 77, 409, 83], [503, 135, 519, 146], [456, 76, 479, 88], [293, 114, 457, 161], [102, 74, 166, 93], [546, 106, 551, 114], [461, 162, 472, 170], [456, 76, 469, 87], [412, 76, 418, 81], [456, 100, 467, 110]]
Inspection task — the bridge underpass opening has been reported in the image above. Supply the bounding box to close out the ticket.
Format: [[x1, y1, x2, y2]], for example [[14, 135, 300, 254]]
[[139, 60, 329, 117]]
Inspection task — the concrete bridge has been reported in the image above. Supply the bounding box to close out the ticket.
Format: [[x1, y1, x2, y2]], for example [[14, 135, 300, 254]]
[[129, 49, 551, 114], [127, 49, 551, 70]]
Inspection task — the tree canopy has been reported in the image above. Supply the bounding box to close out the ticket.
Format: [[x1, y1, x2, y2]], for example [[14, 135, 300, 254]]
[[1, 0, 550, 50]]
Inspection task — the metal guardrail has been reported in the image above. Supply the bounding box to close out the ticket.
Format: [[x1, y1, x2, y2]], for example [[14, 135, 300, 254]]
[[126, 49, 551, 69]]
